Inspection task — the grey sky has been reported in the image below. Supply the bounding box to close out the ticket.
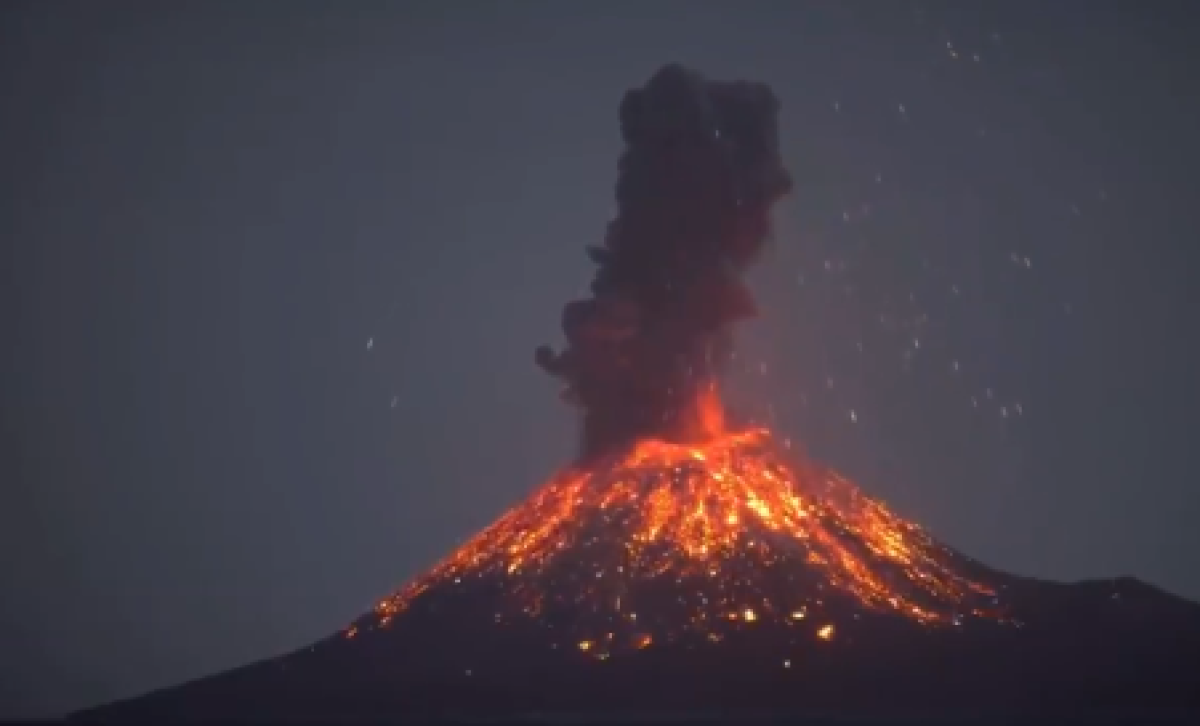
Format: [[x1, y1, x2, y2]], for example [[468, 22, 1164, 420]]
[[4, 0, 1198, 718]]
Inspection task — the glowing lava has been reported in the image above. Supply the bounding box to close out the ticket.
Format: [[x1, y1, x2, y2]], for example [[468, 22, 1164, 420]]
[[362, 387, 1006, 656]]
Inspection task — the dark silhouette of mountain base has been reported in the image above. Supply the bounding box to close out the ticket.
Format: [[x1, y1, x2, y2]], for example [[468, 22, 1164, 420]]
[[73, 576, 1200, 719]]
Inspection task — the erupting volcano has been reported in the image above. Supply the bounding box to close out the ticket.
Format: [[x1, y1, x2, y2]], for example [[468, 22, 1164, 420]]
[[365, 386, 1009, 655], [77, 66, 1200, 721]]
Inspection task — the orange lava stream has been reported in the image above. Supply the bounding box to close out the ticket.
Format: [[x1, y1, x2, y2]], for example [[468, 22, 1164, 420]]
[[362, 389, 999, 649]]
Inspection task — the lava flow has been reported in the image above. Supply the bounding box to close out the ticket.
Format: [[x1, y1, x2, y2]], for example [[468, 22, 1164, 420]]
[[357, 387, 1007, 658]]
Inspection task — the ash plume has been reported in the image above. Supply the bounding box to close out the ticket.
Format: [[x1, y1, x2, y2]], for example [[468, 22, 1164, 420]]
[[536, 64, 793, 461]]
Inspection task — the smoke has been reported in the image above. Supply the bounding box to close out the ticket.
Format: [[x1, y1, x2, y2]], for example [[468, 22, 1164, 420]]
[[536, 64, 793, 462]]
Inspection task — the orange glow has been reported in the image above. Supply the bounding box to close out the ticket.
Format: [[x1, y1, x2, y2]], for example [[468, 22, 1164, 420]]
[[691, 383, 726, 441], [362, 386, 1003, 655]]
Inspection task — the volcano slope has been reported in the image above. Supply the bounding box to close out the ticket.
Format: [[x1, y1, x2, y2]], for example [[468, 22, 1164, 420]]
[[76, 417, 1200, 720]]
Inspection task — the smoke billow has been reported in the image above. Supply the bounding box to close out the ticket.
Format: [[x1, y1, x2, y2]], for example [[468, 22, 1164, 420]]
[[536, 64, 792, 461]]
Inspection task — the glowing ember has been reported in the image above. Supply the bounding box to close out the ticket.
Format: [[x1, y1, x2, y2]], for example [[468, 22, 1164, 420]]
[[361, 388, 1005, 656]]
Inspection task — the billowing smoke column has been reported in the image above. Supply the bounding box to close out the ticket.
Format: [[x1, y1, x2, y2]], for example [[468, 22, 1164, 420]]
[[536, 64, 793, 461]]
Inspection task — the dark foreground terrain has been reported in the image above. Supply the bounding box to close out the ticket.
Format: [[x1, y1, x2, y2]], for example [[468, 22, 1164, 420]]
[[73, 572, 1200, 722]]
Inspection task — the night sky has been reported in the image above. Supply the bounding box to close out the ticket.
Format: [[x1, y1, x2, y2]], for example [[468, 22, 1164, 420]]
[[4, 1, 1200, 718]]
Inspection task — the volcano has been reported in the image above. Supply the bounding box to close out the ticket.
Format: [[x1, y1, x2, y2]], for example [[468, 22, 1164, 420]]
[[76, 65, 1200, 721], [74, 393, 1200, 720]]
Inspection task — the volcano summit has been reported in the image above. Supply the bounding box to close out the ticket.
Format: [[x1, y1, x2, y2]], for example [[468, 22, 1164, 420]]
[[76, 66, 1200, 721]]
